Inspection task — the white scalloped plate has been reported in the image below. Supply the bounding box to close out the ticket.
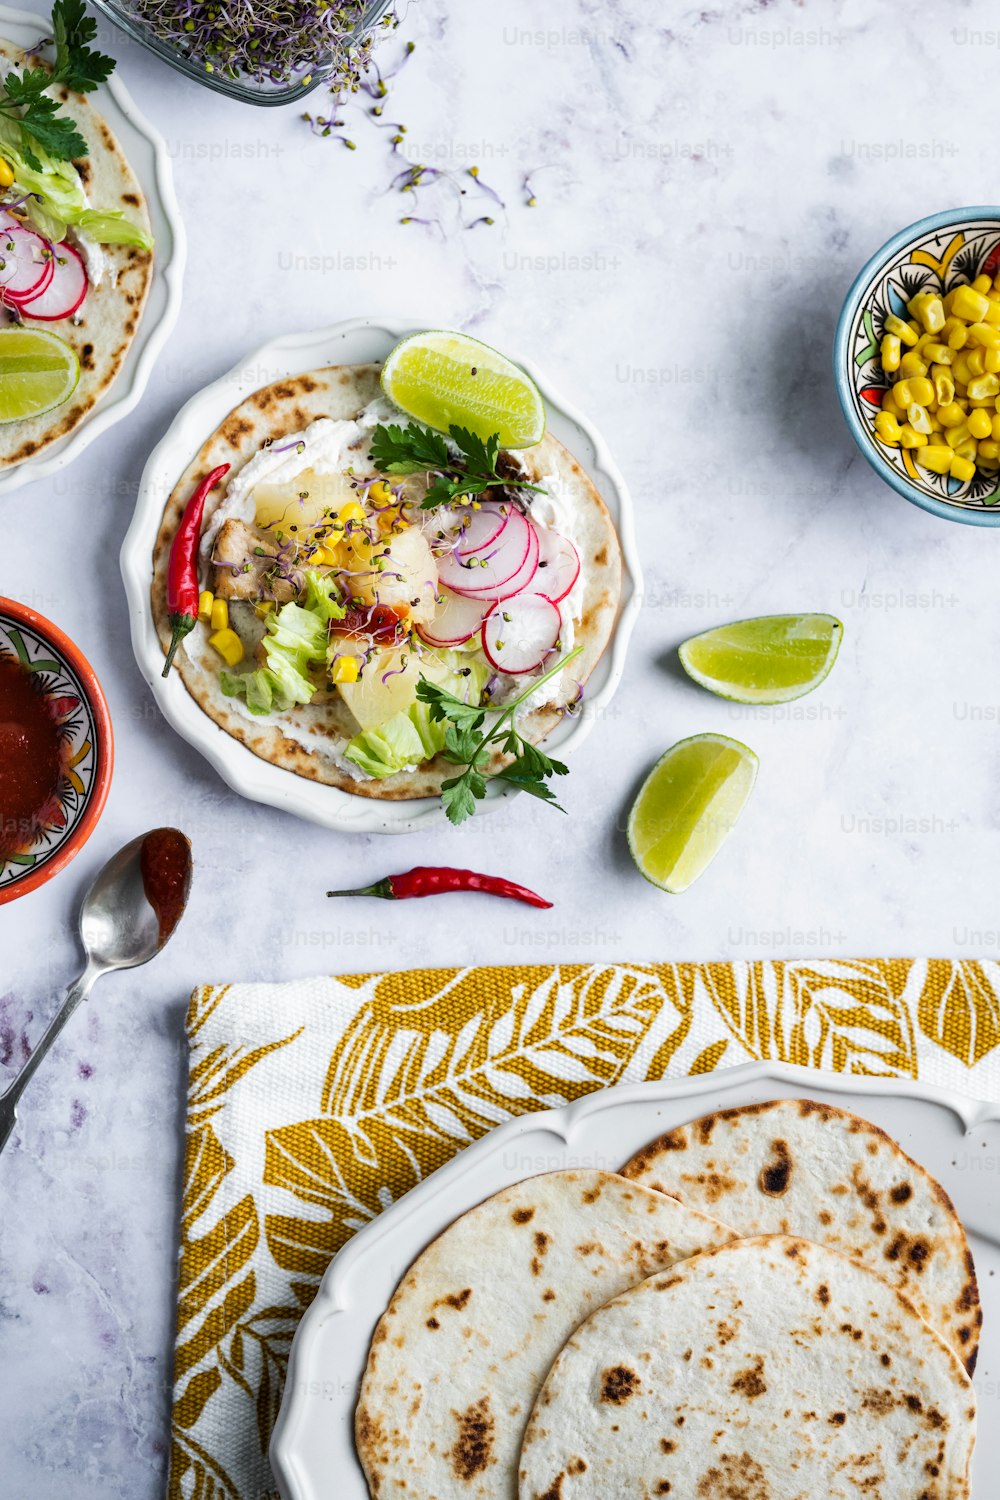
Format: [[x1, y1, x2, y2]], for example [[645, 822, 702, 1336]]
[[270, 1062, 1000, 1500], [120, 318, 641, 834], [0, 5, 185, 496]]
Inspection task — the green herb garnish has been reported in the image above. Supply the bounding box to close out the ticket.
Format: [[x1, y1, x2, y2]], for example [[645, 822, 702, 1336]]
[[369, 420, 545, 510], [0, 0, 115, 169], [416, 646, 581, 825]]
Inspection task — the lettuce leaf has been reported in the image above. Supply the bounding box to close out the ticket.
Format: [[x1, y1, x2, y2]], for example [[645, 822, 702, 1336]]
[[220, 571, 345, 716], [0, 115, 153, 249], [343, 649, 489, 777]]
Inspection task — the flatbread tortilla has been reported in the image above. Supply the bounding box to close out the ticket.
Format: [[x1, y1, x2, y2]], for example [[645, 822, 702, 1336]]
[[518, 1235, 977, 1500], [621, 1097, 981, 1372], [150, 363, 622, 799], [354, 1169, 735, 1500], [0, 39, 154, 469]]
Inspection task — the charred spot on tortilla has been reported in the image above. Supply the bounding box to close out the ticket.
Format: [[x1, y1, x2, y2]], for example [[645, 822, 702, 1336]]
[[446, 1396, 495, 1480], [730, 1357, 767, 1399], [758, 1139, 792, 1196], [512, 1206, 535, 1225], [600, 1365, 640, 1404]]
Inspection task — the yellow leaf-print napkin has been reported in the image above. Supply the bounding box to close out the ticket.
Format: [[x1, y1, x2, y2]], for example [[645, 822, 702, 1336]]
[[168, 959, 1000, 1500]]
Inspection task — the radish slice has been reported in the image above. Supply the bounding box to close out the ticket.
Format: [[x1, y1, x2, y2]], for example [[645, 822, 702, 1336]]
[[18, 241, 87, 321], [416, 588, 494, 647], [456, 519, 540, 601], [482, 592, 562, 675], [437, 506, 531, 594], [0, 226, 53, 303], [535, 529, 580, 604], [446, 499, 512, 557]]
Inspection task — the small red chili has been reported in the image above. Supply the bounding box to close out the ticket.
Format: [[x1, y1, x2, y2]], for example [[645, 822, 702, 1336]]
[[161, 463, 231, 677], [327, 867, 552, 909]]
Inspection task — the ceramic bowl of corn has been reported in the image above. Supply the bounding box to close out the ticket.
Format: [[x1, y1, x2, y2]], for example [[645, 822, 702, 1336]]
[[834, 206, 1000, 525]]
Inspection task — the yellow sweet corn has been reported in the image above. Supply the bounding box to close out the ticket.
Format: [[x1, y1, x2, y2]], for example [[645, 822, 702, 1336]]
[[950, 454, 977, 482], [311, 544, 340, 566], [954, 439, 978, 461], [339, 499, 367, 523], [968, 409, 993, 439], [898, 351, 928, 379], [967, 348, 987, 377], [946, 321, 969, 350], [969, 321, 1000, 349], [991, 414, 1000, 440], [923, 342, 952, 365], [0, 159, 14, 189], [984, 298, 1000, 327], [973, 274, 994, 294], [874, 411, 903, 444], [909, 290, 946, 333], [968, 373, 1000, 400], [944, 422, 971, 449], [198, 590, 215, 623], [978, 439, 1000, 460], [936, 400, 966, 427], [916, 445, 954, 474], [332, 655, 360, 684], [899, 423, 928, 448], [897, 376, 934, 406], [931, 366, 955, 405], [368, 480, 394, 503], [885, 313, 918, 346], [986, 350, 1000, 373], [907, 403, 932, 434], [951, 284, 992, 323], [209, 628, 243, 666], [881, 334, 901, 372], [210, 597, 229, 632], [882, 387, 904, 414], [254, 601, 275, 619]]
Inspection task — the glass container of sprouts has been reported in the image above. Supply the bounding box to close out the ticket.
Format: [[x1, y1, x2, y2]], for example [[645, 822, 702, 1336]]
[[88, 0, 393, 105]]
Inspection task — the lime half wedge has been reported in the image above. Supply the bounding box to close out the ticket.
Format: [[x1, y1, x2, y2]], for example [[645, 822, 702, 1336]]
[[0, 327, 80, 423], [381, 330, 546, 448], [627, 734, 758, 894], [679, 614, 843, 704]]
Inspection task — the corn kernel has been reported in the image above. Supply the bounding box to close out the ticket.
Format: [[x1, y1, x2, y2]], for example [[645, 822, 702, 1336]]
[[923, 342, 952, 366], [952, 284, 992, 322], [979, 455, 1000, 471], [968, 373, 1000, 400], [986, 350, 1000, 373], [210, 597, 229, 632], [991, 414, 1000, 440], [874, 411, 902, 443], [209, 628, 243, 666], [254, 601, 275, 619], [909, 291, 946, 334], [927, 412, 943, 432], [968, 409, 993, 439], [955, 438, 978, 461], [368, 480, 394, 503], [882, 387, 902, 414], [311, 544, 339, 566], [907, 403, 932, 434], [944, 421, 971, 446], [0, 158, 14, 189], [332, 655, 360, 684], [973, 274, 994, 294], [898, 351, 928, 379], [899, 376, 934, 406], [916, 445, 954, 474], [198, 590, 214, 623], [979, 439, 1000, 460], [952, 352, 974, 384], [985, 297, 1000, 327], [931, 366, 955, 405], [339, 500, 366, 523], [946, 322, 969, 350], [968, 322, 1000, 350], [936, 400, 966, 427], [899, 423, 928, 448], [885, 314, 918, 347], [880, 334, 901, 372], [950, 454, 977, 483]]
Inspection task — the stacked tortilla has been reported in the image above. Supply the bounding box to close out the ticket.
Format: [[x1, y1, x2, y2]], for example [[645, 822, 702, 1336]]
[[356, 1100, 979, 1499]]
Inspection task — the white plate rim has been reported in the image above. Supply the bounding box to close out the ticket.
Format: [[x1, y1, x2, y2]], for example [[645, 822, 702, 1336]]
[[0, 3, 186, 495], [269, 1059, 1000, 1500], [119, 316, 642, 834]]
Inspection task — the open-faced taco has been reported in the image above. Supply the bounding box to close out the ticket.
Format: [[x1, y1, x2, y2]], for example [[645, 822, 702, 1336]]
[[0, 4, 154, 467], [151, 349, 623, 814]]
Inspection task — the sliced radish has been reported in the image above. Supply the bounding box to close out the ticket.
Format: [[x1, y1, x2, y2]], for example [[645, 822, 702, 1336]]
[[454, 500, 512, 557], [0, 226, 54, 303], [18, 241, 88, 321], [437, 506, 531, 594], [456, 519, 540, 601], [482, 592, 562, 675], [535, 529, 580, 604], [416, 587, 495, 647]]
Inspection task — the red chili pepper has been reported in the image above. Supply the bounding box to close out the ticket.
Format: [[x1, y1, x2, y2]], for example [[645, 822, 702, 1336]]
[[161, 463, 231, 677], [327, 867, 553, 909]]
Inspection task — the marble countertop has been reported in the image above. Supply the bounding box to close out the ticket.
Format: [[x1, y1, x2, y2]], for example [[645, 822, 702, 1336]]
[[3, 0, 1000, 1492]]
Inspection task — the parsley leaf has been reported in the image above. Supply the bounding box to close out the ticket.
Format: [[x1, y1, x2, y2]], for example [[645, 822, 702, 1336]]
[[0, 0, 116, 168], [368, 418, 545, 510], [416, 646, 582, 825]]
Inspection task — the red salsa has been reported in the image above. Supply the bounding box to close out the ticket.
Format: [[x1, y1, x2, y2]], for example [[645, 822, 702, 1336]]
[[0, 654, 67, 859], [140, 827, 192, 945]]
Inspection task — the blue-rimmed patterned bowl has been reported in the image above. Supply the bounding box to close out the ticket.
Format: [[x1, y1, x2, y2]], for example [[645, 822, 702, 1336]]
[[834, 207, 1000, 526]]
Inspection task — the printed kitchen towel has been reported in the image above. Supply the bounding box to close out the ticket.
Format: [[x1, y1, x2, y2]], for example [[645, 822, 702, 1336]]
[[168, 958, 1000, 1500]]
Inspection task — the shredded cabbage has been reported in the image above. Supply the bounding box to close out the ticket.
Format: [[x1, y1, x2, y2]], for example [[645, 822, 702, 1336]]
[[0, 117, 153, 249], [221, 571, 345, 715]]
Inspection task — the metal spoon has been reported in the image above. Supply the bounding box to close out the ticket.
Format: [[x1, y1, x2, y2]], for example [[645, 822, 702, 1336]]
[[0, 828, 192, 1156]]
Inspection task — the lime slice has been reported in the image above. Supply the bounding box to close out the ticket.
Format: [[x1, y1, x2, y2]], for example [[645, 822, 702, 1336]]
[[0, 327, 80, 423], [381, 330, 546, 448], [679, 614, 843, 704], [627, 734, 758, 894]]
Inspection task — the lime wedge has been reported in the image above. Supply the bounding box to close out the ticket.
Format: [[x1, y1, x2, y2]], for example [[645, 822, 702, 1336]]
[[0, 327, 80, 423], [627, 734, 758, 894], [679, 614, 843, 704], [381, 330, 546, 448]]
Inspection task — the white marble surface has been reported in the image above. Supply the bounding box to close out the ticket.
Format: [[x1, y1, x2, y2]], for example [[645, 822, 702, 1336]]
[[3, 0, 1000, 1493]]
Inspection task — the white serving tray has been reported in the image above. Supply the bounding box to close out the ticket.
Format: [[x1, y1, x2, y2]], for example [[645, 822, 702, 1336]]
[[0, 5, 185, 495], [120, 318, 641, 833], [270, 1061, 1000, 1500]]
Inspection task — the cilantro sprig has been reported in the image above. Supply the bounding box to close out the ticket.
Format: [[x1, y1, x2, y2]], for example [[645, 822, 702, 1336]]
[[0, 0, 115, 170], [416, 645, 582, 825], [369, 419, 545, 509]]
